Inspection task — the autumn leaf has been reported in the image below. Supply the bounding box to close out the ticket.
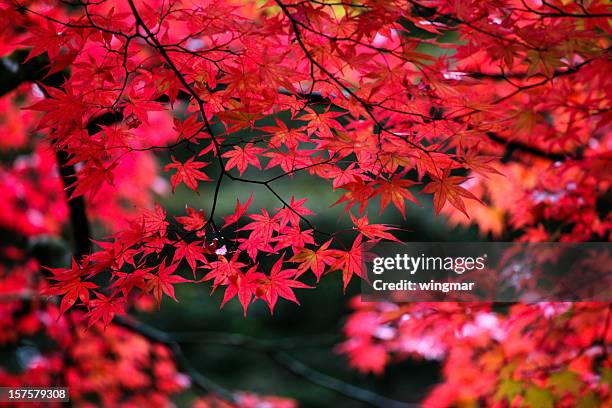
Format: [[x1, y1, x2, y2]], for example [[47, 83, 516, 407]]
[[144, 259, 191, 308], [460, 147, 503, 178], [249, 257, 312, 314], [290, 239, 337, 281], [422, 168, 482, 218], [275, 196, 314, 228], [85, 293, 125, 329], [375, 176, 420, 218], [223, 195, 254, 228], [329, 235, 369, 290], [43, 258, 98, 316], [164, 156, 211, 193], [175, 207, 206, 236], [350, 213, 399, 242], [222, 144, 264, 175], [172, 240, 207, 276], [220, 265, 257, 316]]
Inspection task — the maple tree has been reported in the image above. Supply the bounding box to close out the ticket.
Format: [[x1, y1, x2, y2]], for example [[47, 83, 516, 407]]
[[0, 0, 610, 406]]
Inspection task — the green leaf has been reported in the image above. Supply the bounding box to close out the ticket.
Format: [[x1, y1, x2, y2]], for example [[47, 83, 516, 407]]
[[548, 370, 581, 395], [576, 392, 600, 408], [495, 379, 523, 402], [601, 367, 612, 387], [525, 386, 554, 408]]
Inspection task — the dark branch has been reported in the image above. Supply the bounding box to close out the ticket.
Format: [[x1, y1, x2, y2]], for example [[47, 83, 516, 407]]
[[115, 317, 417, 408], [272, 352, 419, 408], [486, 132, 582, 162], [55, 150, 92, 259]]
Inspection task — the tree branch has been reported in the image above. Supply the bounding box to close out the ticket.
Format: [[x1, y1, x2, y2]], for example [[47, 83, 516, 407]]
[[272, 352, 419, 408], [55, 149, 92, 259], [486, 132, 581, 162], [114, 317, 418, 408]]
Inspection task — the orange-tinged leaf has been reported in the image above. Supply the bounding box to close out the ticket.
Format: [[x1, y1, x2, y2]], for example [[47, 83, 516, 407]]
[[290, 239, 337, 281], [422, 168, 482, 218], [375, 176, 420, 218]]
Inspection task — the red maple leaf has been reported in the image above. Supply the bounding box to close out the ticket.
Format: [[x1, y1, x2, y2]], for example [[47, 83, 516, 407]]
[[164, 156, 211, 193], [223, 195, 254, 228], [239, 209, 279, 245], [330, 235, 370, 290], [176, 207, 207, 237], [422, 167, 482, 218], [350, 213, 399, 242], [375, 176, 420, 218], [85, 293, 125, 328], [290, 239, 337, 281], [172, 240, 207, 277], [275, 197, 314, 228], [203, 254, 246, 289], [249, 257, 312, 314], [141, 204, 169, 236], [144, 259, 191, 308], [222, 144, 264, 175], [44, 258, 98, 316], [220, 265, 258, 316]]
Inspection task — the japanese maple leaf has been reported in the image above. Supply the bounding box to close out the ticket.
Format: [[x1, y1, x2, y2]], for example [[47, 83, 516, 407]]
[[330, 235, 370, 290], [99, 124, 134, 148], [264, 148, 314, 173], [350, 213, 399, 242], [44, 258, 98, 316], [89, 240, 136, 271], [317, 163, 367, 189], [140, 233, 170, 257], [69, 159, 119, 201], [222, 144, 264, 175], [260, 117, 307, 149], [109, 266, 150, 297], [144, 260, 191, 308], [123, 85, 165, 126], [85, 293, 125, 328], [272, 226, 315, 252], [223, 195, 254, 228], [238, 234, 277, 261], [290, 239, 337, 281], [299, 108, 344, 138], [220, 265, 258, 316], [249, 257, 312, 314], [164, 156, 211, 193], [460, 147, 503, 178], [422, 167, 482, 218], [275, 197, 314, 228], [203, 254, 246, 289], [375, 176, 420, 218], [20, 20, 70, 62], [333, 178, 376, 215], [173, 114, 202, 139], [141, 204, 169, 236], [238, 209, 279, 244], [172, 240, 207, 277], [176, 207, 206, 237]]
